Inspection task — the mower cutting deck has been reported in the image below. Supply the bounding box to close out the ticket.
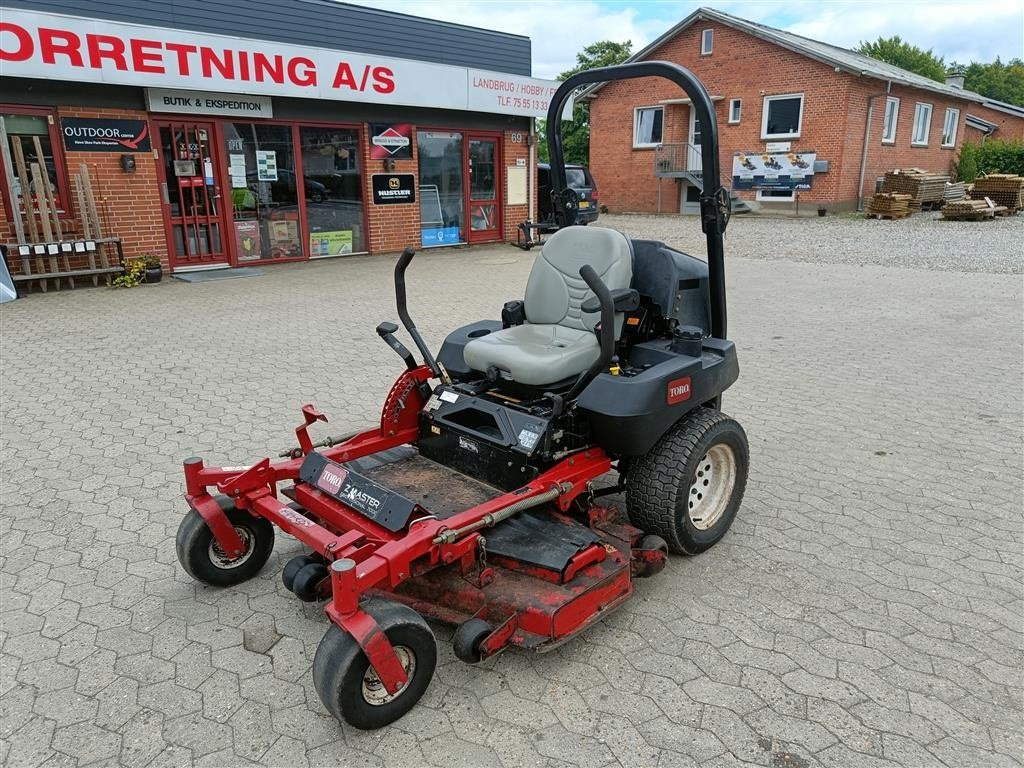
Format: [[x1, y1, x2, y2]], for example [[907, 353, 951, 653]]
[[175, 61, 748, 730]]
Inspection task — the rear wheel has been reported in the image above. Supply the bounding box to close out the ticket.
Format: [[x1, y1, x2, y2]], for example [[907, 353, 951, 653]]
[[313, 600, 436, 730], [626, 408, 748, 555], [176, 496, 275, 586]]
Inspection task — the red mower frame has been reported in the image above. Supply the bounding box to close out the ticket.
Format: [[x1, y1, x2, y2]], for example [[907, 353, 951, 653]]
[[182, 364, 621, 696]]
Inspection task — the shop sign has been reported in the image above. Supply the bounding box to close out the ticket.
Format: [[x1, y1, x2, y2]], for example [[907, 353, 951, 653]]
[[60, 117, 151, 152], [732, 150, 816, 190], [2, 10, 572, 120], [421, 227, 460, 246], [146, 88, 273, 118], [369, 124, 412, 159], [372, 174, 415, 205], [310, 231, 353, 256]]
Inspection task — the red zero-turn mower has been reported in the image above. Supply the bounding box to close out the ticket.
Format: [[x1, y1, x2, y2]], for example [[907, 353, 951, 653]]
[[175, 62, 747, 730]]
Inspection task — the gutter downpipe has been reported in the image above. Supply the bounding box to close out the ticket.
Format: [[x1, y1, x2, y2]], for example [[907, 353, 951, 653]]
[[857, 79, 892, 212]]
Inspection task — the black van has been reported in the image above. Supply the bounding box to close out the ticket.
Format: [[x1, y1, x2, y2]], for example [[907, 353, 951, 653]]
[[537, 162, 599, 225]]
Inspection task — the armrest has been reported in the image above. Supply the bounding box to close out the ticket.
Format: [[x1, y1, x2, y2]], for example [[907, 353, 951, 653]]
[[581, 288, 639, 314], [502, 300, 525, 328]]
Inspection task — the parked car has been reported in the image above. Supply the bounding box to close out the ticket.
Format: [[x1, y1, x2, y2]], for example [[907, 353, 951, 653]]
[[537, 162, 599, 225]]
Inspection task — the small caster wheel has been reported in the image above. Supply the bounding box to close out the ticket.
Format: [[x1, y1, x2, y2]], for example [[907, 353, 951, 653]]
[[176, 496, 275, 587], [452, 618, 492, 663], [292, 562, 329, 602], [282, 554, 319, 592], [631, 534, 669, 578], [313, 600, 437, 730]]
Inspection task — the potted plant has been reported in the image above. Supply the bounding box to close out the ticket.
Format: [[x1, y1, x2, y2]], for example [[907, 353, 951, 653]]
[[142, 254, 163, 283], [817, 205, 827, 217]]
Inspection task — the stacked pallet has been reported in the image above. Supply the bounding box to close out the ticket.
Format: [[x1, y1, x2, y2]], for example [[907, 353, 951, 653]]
[[942, 199, 1009, 220], [943, 182, 966, 202], [881, 169, 950, 211], [866, 192, 912, 219], [971, 174, 1024, 212]]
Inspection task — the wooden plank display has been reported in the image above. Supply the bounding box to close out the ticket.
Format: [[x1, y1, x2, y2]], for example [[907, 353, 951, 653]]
[[74, 174, 100, 286], [0, 117, 32, 286], [34, 136, 73, 289], [881, 169, 950, 212], [80, 164, 111, 282], [865, 192, 912, 219], [971, 174, 1024, 212], [30, 162, 60, 290], [942, 199, 1009, 221]]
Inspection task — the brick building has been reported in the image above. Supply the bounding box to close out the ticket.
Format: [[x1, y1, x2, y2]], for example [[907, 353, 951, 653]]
[[584, 8, 1024, 213], [1, 1, 564, 277]]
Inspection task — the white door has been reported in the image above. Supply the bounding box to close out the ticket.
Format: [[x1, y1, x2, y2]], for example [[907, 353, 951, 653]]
[[688, 108, 703, 171]]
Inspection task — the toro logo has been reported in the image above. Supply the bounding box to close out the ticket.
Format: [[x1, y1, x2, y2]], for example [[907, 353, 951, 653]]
[[667, 376, 692, 405], [317, 466, 348, 495]]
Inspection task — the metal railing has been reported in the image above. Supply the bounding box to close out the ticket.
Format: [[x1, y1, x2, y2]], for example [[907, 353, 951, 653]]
[[653, 142, 702, 177]]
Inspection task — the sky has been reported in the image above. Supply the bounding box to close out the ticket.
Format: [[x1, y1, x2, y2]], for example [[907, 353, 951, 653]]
[[347, 0, 1024, 79]]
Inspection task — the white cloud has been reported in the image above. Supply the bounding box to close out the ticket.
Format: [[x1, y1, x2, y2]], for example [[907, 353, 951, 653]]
[[343, 0, 1024, 77]]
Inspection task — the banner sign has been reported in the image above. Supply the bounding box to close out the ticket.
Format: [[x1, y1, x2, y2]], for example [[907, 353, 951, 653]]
[[146, 88, 273, 118], [2, 10, 572, 119], [372, 174, 415, 205], [732, 150, 816, 190], [60, 117, 151, 152], [369, 123, 413, 159]]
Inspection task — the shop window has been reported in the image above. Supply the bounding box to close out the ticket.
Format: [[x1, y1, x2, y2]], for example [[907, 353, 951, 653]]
[[912, 103, 932, 146], [1, 109, 67, 218], [300, 126, 365, 255], [761, 94, 803, 139], [223, 123, 303, 261], [942, 108, 959, 147], [728, 99, 742, 124], [633, 107, 663, 148], [418, 131, 464, 247], [756, 189, 796, 202], [882, 97, 900, 144]]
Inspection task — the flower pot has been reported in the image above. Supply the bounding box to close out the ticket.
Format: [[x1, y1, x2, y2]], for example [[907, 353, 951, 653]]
[[817, 208, 827, 217], [144, 265, 163, 283]]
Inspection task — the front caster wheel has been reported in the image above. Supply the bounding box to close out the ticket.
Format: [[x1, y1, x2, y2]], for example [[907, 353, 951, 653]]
[[313, 600, 437, 730], [292, 562, 329, 602], [176, 496, 275, 586]]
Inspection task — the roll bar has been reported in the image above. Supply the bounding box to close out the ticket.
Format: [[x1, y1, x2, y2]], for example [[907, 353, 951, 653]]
[[545, 61, 729, 340]]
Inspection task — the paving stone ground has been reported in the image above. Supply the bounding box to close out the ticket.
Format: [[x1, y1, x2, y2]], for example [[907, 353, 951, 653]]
[[1, 214, 1022, 768]]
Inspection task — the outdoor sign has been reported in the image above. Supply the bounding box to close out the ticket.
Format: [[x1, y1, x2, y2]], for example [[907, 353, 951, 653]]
[[60, 117, 151, 152], [372, 174, 415, 205], [3, 10, 573, 120], [369, 124, 412, 159], [146, 88, 273, 118], [732, 150, 817, 190]]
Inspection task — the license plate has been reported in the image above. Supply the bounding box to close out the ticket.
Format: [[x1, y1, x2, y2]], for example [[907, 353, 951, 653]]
[[578, 201, 590, 209]]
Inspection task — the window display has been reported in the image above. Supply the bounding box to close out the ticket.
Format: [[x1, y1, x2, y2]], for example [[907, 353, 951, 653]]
[[418, 131, 463, 246], [300, 126, 364, 255]]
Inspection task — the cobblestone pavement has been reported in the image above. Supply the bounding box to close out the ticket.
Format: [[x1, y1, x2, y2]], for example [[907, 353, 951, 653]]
[[2, 216, 1022, 768]]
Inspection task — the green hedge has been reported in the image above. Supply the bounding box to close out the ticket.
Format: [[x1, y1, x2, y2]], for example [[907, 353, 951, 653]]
[[954, 139, 1024, 181]]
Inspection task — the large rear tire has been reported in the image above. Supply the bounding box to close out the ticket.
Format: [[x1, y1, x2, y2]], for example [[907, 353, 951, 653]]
[[626, 408, 748, 555]]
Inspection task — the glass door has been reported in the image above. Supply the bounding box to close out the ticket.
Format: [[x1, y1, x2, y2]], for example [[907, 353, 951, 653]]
[[467, 135, 500, 243], [418, 131, 464, 247], [156, 121, 228, 269]]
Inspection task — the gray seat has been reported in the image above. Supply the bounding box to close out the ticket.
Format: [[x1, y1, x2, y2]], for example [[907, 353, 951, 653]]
[[463, 227, 633, 386]]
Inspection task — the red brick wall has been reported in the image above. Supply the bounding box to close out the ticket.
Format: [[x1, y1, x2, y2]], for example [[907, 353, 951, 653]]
[[965, 104, 1024, 140], [1, 106, 166, 270], [502, 129, 530, 242], [588, 19, 990, 212], [362, 129, 421, 254]]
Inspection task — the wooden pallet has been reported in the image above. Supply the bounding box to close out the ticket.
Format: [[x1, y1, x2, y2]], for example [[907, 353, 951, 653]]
[[866, 211, 910, 220]]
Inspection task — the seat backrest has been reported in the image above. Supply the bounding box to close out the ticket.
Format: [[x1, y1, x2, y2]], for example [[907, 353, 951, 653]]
[[524, 227, 633, 331]]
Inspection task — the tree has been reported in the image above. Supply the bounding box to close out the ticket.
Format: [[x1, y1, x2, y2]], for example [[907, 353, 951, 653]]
[[856, 36, 946, 82], [538, 40, 633, 165], [963, 58, 1024, 107]]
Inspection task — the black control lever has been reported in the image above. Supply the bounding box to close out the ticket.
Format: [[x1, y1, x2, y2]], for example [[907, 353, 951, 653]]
[[376, 322, 417, 371], [394, 247, 445, 381], [564, 264, 616, 403]]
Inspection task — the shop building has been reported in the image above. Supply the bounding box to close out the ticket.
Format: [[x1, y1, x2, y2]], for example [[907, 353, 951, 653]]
[[583, 7, 1024, 213], [1, 1, 566, 274]]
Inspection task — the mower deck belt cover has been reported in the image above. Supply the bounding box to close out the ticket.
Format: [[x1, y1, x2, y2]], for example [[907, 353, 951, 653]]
[[299, 452, 420, 532]]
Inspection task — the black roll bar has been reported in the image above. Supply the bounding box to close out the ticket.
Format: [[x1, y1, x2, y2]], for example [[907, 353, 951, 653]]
[[545, 61, 729, 340]]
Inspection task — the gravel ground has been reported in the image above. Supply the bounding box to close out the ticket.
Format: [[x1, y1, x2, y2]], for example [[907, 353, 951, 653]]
[[600, 212, 1023, 274]]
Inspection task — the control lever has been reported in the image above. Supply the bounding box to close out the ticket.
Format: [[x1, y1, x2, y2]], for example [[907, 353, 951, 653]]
[[394, 247, 450, 385], [376, 322, 417, 371]]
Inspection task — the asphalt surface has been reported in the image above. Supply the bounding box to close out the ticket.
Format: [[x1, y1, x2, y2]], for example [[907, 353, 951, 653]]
[[1, 214, 1022, 767]]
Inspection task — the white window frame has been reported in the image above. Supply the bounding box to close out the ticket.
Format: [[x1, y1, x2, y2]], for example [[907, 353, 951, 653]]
[[701, 29, 714, 55], [942, 108, 959, 147], [756, 189, 795, 202], [728, 98, 742, 124], [912, 102, 933, 146], [761, 93, 804, 140], [882, 96, 899, 144], [633, 105, 664, 149]]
